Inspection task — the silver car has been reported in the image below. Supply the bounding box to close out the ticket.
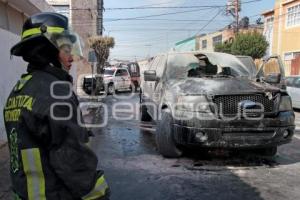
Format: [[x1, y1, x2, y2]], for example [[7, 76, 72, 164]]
[[286, 76, 300, 109]]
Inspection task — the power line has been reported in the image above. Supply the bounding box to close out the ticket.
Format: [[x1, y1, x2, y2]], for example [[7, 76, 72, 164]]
[[105, 8, 217, 22], [70, 0, 262, 11], [195, 9, 223, 35], [105, 6, 224, 10]]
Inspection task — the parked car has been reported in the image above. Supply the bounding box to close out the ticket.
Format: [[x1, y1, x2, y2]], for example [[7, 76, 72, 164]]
[[285, 75, 300, 109], [140, 51, 295, 158], [103, 67, 132, 94], [82, 74, 104, 95], [117, 62, 141, 91]]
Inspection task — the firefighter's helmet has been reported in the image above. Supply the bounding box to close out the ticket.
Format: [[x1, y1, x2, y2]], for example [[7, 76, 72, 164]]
[[11, 12, 82, 65]]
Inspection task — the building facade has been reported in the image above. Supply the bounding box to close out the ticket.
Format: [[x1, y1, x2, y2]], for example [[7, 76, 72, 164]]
[[0, 0, 54, 141], [49, 0, 100, 95], [262, 0, 300, 75], [174, 26, 263, 53], [196, 26, 263, 52]]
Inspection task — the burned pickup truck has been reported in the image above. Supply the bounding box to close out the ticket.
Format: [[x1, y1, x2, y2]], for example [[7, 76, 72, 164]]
[[140, 52, 295, 158]]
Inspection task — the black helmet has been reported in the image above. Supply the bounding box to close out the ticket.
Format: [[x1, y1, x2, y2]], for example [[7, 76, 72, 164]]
[[11, 12, 81, 66]]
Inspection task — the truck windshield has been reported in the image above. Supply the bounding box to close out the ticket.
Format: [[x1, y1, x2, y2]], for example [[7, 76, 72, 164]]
[[166, 53, 252, 80], [104, 69, 115, 76]]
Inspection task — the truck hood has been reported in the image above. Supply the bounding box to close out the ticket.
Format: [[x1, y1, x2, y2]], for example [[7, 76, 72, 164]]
[[167, 77, 281, 96]]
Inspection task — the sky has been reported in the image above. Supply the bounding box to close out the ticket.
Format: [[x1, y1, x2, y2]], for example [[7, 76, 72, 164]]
[[103, 0, 275, 61]]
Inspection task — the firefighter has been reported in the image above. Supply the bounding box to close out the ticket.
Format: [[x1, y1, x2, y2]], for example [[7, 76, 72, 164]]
[[3, 12, 110, 200]]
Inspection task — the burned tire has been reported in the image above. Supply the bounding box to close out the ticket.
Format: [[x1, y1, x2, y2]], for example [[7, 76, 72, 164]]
[[140, 104, 152, 122], [256, 147, 277, 157], [156, 109, 182, 158]]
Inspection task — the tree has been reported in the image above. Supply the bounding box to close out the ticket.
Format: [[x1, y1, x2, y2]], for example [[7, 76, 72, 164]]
[[88, 36, 115, 74], [88, 36, 115, 95], [214, 32, 268, 59], [231, 32, 268, 59], [215, 42, 233, 54]]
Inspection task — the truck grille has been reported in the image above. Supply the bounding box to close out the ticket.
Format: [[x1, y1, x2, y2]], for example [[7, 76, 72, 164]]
[[213, 94, 275, 115]]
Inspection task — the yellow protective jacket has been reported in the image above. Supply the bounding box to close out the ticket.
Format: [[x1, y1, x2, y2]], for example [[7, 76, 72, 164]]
[[3, 64, 110, 200]]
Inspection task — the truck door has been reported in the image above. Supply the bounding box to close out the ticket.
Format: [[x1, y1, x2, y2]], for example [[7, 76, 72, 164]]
[[256, 55, 285, 88]]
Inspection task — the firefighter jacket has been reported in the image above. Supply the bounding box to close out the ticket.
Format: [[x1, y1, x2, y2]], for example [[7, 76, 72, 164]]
[[3, 64, 110, 200]]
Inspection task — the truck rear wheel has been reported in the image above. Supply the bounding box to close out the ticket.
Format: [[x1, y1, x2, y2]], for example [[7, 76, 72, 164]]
[[156, 109, 182, 158]]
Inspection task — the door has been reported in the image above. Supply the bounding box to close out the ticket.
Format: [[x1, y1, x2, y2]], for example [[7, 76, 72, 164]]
[[114, 69, 124, 90], [122, 69, 131, 89], [144, 56, 162, 118], [153, 55, 167, 113], [291, 56, 300, 75], [256, 55, 285, 88]]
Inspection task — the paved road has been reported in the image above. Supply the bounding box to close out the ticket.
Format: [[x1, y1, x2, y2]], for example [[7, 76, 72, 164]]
[[86, 93, 300, 200], [1, 93, 300, 200]]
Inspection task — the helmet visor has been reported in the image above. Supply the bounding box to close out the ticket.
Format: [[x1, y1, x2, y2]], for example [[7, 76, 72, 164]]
[[45, 30, 83, 58]]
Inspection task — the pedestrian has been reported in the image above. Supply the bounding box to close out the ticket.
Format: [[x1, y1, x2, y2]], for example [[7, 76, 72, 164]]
[[3, 12, 110, 200]]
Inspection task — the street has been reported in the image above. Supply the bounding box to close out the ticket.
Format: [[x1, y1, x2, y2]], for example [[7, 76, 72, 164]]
[[1, 93, 300, 200], [88, 93, 300, 200]]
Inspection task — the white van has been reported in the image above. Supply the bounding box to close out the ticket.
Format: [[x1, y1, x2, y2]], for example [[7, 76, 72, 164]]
[[103, 68, 132, 94]]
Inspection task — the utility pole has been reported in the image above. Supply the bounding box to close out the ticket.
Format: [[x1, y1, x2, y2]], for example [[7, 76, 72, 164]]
[[235, 0, 239, 33], [97, 0, 104, 35]]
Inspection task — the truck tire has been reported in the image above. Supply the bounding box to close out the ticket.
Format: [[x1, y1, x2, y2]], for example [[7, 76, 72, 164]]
[[140, 104, 152, 122], [156, 109, 182, 158]]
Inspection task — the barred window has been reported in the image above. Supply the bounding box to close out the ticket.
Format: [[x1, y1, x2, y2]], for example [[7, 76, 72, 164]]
[[202, 40, 207, 49], [286, 4, 300, 28], [212, 35, 222, 47]]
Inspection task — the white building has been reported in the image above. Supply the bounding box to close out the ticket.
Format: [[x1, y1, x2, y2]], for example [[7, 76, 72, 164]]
[[0, 0, 54, 141]]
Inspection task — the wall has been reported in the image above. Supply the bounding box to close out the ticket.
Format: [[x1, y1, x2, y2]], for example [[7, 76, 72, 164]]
[[197, 30, 224, 52], [71, 0, 98, 94], [0, 0, 54, 141], [0, 28, 26, 141], [263, 0, 300, 75]]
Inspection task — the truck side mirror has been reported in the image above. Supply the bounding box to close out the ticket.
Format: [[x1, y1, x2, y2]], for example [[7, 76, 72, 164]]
[[144, 70, 159, 81]]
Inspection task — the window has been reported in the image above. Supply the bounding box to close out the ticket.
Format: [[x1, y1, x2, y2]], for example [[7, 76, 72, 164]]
[[284, 51, 300, 61], [286, 4, 300, 28], [116, 69, 128, 76], [285, 77, 295, 87], [0, 1, 8, 29], [150, 56, 161, 70], [294, 78, 300, 88], [202, 40, 207, 49], [156, 56, 167, 78], [212, 35, 222, 47]]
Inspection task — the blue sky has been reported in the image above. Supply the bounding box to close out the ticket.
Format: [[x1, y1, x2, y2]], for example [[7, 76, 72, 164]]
[[103, 0, 275, 60]]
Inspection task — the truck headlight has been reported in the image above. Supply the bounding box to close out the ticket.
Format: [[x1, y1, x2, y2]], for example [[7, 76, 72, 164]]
[[175, 95, 210, 112], [279, 96, 292, 111]]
